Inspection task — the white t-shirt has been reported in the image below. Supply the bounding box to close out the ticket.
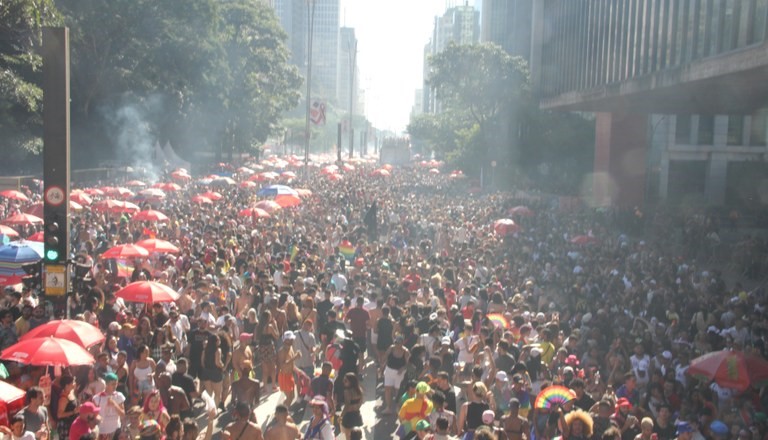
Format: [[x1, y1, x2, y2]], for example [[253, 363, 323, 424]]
[[93, 390, 126, 434]]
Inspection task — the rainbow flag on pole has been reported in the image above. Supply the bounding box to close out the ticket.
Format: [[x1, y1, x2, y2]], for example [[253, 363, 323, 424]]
[[339, 240, 355, 261]]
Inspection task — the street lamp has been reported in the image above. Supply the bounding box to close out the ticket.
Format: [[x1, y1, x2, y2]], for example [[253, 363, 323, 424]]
[[304, 0, 317, 171]]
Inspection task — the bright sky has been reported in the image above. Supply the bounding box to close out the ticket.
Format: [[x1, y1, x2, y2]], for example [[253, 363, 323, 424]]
[[341, 0, 479, 133]]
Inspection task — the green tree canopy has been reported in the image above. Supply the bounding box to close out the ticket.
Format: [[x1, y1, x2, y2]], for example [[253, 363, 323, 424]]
[[0, 0, 60, 167]]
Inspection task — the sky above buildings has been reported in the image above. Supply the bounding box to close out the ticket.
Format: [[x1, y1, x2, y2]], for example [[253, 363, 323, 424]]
[[341, 0, 480, 133]]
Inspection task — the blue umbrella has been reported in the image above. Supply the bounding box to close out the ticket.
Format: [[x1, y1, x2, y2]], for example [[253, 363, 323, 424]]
[[257, 185, 298, 197], [0, 241, 43, 276]]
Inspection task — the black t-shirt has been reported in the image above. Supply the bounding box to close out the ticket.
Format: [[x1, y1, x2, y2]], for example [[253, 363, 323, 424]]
[[435, 383, 458, 414], [653, 422, 677, 440], [376, 318, 394, 348], [495, 353, 516, 375], [171, 372, 196, 396], [320, 320, 345, 345], [574, 392, 595, 412], [316, 299, 333, 328], [338, 340, 360, 373]]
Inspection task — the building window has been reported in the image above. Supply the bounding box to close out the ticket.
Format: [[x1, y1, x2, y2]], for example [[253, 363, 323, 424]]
[[750, 109, 768, 146], [727, 115, 744, 145], [676, 115, 692, 144], [698, 115, 715, 145]]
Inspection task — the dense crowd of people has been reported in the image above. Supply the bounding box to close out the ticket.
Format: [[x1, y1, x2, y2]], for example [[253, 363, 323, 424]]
[[0, 155, 765, 440]]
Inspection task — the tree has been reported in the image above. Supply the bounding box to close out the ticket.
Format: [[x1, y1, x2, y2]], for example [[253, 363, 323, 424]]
[[0, 0, 61, 169]]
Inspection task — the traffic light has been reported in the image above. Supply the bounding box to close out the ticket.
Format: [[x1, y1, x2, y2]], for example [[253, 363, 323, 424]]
[[44, 212, 67, 264], [21, 261, 42, 291]]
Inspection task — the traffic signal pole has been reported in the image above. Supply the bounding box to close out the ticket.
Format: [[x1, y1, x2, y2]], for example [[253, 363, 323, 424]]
[[42, 27, 70, 304]]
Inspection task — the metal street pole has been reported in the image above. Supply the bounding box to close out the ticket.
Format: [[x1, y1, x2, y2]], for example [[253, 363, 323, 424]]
[[348, 36, 357, 159], [304, 0, 316, 172]]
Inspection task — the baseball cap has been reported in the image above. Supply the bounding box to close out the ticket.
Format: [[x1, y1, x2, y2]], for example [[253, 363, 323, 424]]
[[80, 402, 100, 415], [441, 336, 452, 345], [282, 331, 296, 341], [482, 409, 495, 424], [710, 421, 729, 436], [495, 371, 509, 382], [103, 372, 118, 382], [676, 421, 694, 435]]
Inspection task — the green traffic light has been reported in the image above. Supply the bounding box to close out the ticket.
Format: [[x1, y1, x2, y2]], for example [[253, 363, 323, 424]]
[[45, 249, 59, 261]]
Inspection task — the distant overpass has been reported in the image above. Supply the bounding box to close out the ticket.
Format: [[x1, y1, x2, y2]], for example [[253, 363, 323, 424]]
[[531, 0, 768, 207]]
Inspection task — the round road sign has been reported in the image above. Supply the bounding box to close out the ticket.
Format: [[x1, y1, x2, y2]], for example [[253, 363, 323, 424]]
[[44, 186, 65, 206]]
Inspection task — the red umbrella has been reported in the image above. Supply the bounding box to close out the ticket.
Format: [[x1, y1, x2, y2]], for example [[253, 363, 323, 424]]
[[70, 192, 93, 205], [238, 207, 271, 219], [106, 187, 134, 199], [27, 231, 43, 242], [370, 169, 390, 177], [570, 235, 598, 245], [274, 194, 301, 208], [0, 337, 95, 366], [191, 195, 213, 205], [153, 182, 182, 192], [83, 188, 104, 196], [508, 206, 535, 217], [281, 171, 297, 180], [239, 181, 257, 189], [250, 172, 279, 182], [0, 190, 29, 202], [0, 274, 23, 286], [428, 168, 440, 174], [93, 199, 140, 214], [326, 173, 343, 181], [21, 319, 105, 348], [116, 281, 180, 304], [135, 239, 180, 254], [101, 244, 150, 259], [125, 180, 147, 187], [0, 225, 20, 239], [0, 380, 25, 403], [170, 170, 191, 181], [199, 191, 223, 201], [2, 213, 43, 226], [254, 200, 281, 213], [687, 350, 768, 391], [493, 219, 520, 236], [131, 210, 170, 223]]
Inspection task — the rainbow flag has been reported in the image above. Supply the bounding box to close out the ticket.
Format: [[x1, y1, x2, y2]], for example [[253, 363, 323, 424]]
[[339, 240, 355, 261], [116, 259, 133, 278]]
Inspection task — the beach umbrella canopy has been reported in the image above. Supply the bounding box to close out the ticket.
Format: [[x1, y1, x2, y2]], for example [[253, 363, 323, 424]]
[[493, 219, 520, 236], [2, 213, 42, 226], [0, 190, 29, 202], [0, 337, 95, 367], [191, 195, 213, 205], [21, 319, 105, 348], [199, 191, 223, 201], [70, 192, 93, 205], [135, 239, 180, 254], [0, 225, 19, 239], [687, 350, 768, 391], [27, 231, 43, 242], [210, 176, 236, 186], [280, 171, 297, 180], [101, 244, 150, 259], [239, 181, 257, 189], [92, 200, 140, 214], [0, 380, 25, 403], [237, 207, 271, 219], [0, 242, 44, 264], [254, 200, 282, 213], [125, 180, 147, 187], [115, 281, 180, 304], [274, 194, 301, 208], [257, 185, 298, 197], [83, 188, 104, 196], [370, 169, 390, 177], [131, 210, 170, 223]]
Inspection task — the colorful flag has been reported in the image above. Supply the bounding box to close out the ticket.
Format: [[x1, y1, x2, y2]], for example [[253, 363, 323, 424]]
[[289, 244, 299, 262], [310, 100, 326, 125]]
